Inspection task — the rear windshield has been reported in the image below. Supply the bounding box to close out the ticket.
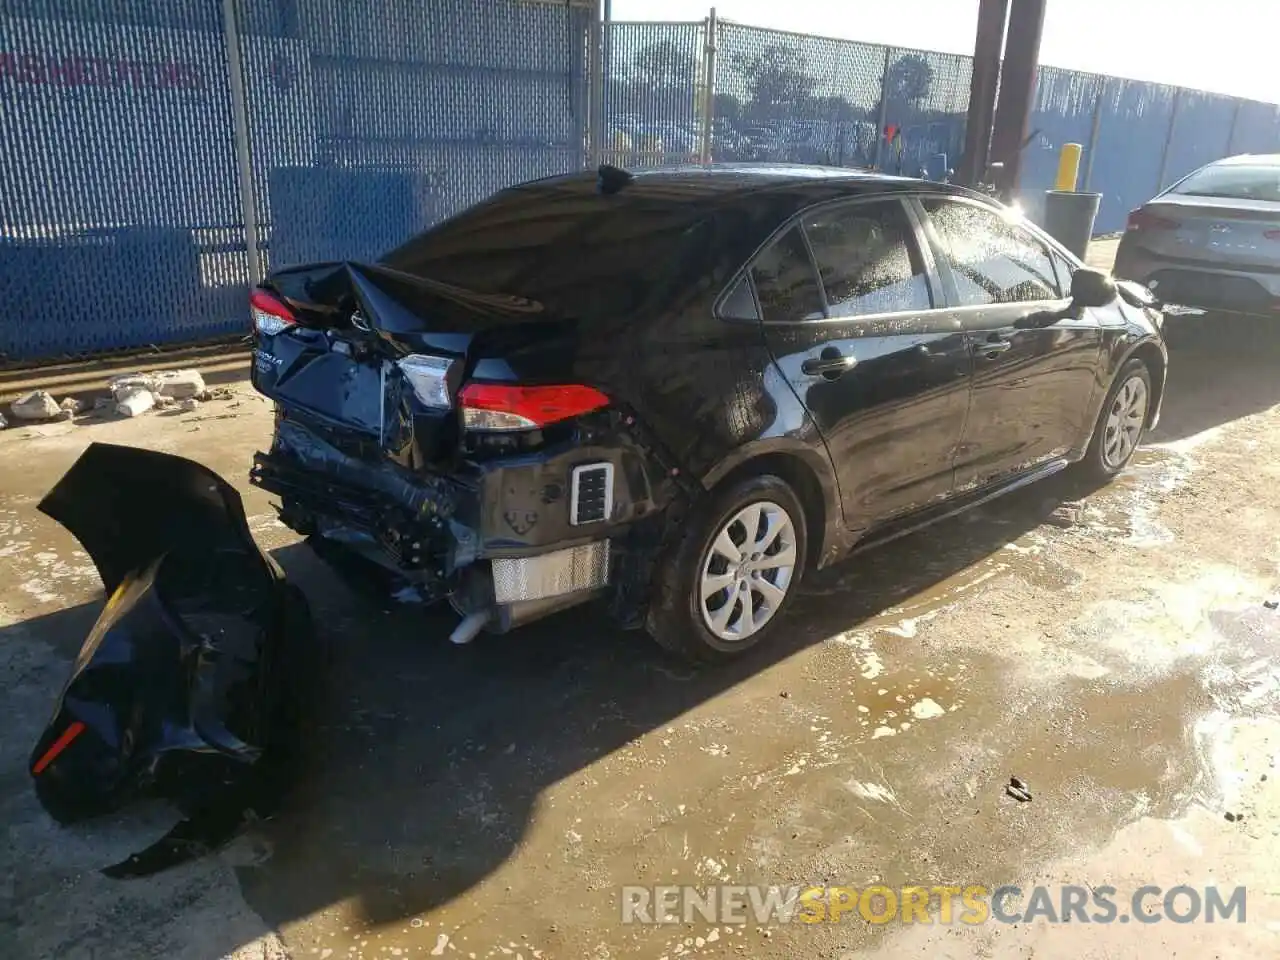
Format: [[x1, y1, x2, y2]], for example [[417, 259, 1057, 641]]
[[1170, 164, 1280, 203], [380, 179, 715, 318]]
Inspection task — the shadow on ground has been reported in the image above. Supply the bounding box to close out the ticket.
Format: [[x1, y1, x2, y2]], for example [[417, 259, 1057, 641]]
[[229, 459, 1105, 931], [1154, 314, 1280, 442]]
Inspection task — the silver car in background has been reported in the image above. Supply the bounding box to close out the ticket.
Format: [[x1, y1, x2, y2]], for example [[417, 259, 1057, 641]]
[[1114, 154, 1280, 317]]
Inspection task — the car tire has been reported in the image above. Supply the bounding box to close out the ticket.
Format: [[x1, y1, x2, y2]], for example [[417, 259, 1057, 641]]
[[646, 474, 807, 664], [1075, 358, 1152, 483]]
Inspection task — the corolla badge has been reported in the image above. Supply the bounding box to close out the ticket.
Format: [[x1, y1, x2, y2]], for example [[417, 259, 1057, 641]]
[[253, 349, 282, 374]]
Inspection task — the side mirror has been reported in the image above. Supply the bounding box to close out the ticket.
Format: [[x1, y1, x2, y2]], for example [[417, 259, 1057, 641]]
[[1070, 267, 1118, 309]]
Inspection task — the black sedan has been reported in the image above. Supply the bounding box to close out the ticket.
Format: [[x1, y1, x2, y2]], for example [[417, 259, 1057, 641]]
[[247, 164, 1167, 662]]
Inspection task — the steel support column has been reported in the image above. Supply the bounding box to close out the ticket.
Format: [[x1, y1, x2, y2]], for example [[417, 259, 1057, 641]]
[[957, 0, 1009, 187], [989, 0, 1046, 197]]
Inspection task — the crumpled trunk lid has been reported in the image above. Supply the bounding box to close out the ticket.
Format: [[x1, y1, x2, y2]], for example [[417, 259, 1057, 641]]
[[251, 260, 575, 470]]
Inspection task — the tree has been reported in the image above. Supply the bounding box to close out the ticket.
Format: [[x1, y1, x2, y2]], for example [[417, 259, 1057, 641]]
[[618, 40, 699, 122], [884, 53, 935, 108], [810, 95, 863, 124], [712, 93, 744, 126], [629, 40, 697, 96], [736, 43, 817, 118]]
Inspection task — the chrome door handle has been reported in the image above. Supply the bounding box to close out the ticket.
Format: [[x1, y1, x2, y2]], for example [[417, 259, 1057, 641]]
[[802, 349, 857, 379], [973, 338, 1013, 356]]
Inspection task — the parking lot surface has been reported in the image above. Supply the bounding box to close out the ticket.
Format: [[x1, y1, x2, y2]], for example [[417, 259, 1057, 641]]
[[3, 312, 1280, 960]]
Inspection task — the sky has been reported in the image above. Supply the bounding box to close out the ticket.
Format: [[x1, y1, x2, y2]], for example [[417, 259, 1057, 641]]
[[609, 0, 1280, 104]]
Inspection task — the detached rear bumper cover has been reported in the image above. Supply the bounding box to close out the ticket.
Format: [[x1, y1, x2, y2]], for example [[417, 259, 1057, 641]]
[[31, 443, 312, 878]]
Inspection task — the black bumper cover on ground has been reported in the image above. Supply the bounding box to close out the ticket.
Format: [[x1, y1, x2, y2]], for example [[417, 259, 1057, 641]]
[[30, 443, 314, 878]]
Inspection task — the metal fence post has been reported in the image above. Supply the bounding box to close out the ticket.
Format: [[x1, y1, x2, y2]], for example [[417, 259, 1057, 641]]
[[1155, 87, 1181, 193], [1226, 98, 1243, 156], [699, 7, 718, 164], [588, 0, 605, 168], [220, 0, 262, 286], [1082, 77, 1106, 192], [873, 46, 892, 170]]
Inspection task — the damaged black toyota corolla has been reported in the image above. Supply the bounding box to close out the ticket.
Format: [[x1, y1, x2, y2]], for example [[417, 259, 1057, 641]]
[[250, 164, 1168, 662]]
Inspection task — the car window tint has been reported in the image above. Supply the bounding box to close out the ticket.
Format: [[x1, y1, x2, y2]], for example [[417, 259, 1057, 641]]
[[1048, 247, 1076, 294], [923, 199, 1062, 305], [750, 227, 824, 323], [1170, 162, 1280, 203], [719, 275, 759, 321], [802, 200, 932, 317]]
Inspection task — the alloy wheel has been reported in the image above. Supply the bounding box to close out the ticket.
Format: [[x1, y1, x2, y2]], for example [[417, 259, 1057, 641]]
[[698, 500, 798, 643], [1102, 374, 1149, 469]]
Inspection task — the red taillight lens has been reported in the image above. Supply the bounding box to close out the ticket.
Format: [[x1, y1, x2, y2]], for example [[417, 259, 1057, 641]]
[[1264, 229, 1280, 241], [458, 383, 610, 432], [1126, 208, 1179, 232], [32, 720, 86, 775], [250, 287, 297, 336]]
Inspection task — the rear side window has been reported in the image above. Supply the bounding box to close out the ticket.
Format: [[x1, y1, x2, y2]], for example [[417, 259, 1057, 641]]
[[751, 227, 824, 323], [803, 199, 932, 317], [923, 199, 1062, 305], [1170, 163, 1280, 202]]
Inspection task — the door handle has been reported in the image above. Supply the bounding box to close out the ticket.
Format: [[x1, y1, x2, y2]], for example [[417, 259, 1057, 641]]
[[802, 348, 857, 379], [972, 336, 1013, 357]]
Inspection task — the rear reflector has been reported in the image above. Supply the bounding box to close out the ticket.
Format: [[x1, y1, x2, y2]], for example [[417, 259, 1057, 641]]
[[250, 288, 297, 337], [1126, 209, 1179, 232], [1264, 229, 1280, 241], [458, 383, 609, 432], [32, 720, 86, 775]]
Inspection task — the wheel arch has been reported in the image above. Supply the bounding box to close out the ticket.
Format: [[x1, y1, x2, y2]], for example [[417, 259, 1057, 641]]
[[1124, 339, 1167, 428], [700, 441, 842, 570]]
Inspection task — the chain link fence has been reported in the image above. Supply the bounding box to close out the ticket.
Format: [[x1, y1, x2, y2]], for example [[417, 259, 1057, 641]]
[[604, 14, 1280, 236], [0, 0, 593, 361], [4, 2, 1280, 361]]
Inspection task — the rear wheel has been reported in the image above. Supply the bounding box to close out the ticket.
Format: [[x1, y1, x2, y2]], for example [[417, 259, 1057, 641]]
[[646, 475, 807, 664], [1076, 359, 1152, 482]]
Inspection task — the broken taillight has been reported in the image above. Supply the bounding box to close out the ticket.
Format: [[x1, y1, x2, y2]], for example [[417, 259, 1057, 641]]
[[249, 288, 297, 337], [458, 383, 609, 432]]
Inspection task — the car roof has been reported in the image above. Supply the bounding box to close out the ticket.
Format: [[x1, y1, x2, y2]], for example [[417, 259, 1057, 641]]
[[517, 163, 983, 204], [1212, 153, 1280, 166]]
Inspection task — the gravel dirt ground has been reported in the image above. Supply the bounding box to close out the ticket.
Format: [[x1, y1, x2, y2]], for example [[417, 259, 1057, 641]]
[[3, 297, 1280, 959]]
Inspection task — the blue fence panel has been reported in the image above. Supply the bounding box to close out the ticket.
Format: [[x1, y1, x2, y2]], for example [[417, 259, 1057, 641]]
[[1161, 89, 1236, 188], [1020, 66, 1105, 216], [240, 0, 591, 272], [0, 0, 246, 359], [1088, 80, 1177, 233], [601, 21, 703, 167], [1228, 99, 1280, 155]]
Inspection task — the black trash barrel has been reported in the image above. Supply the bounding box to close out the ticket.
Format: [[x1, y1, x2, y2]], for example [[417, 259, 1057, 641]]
[[1042, 190, 1102, 260]]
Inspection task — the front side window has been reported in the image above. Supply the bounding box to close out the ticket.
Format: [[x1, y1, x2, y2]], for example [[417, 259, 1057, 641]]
[[923, 199, 1062, 306], [802, 200, 932, 318], [1048, 246, 1077, 294], [750, 227, 824, 323]]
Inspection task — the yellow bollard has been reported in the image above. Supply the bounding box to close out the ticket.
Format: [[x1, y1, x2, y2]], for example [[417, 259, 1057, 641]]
[[1055, 143, 1083, 192]]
